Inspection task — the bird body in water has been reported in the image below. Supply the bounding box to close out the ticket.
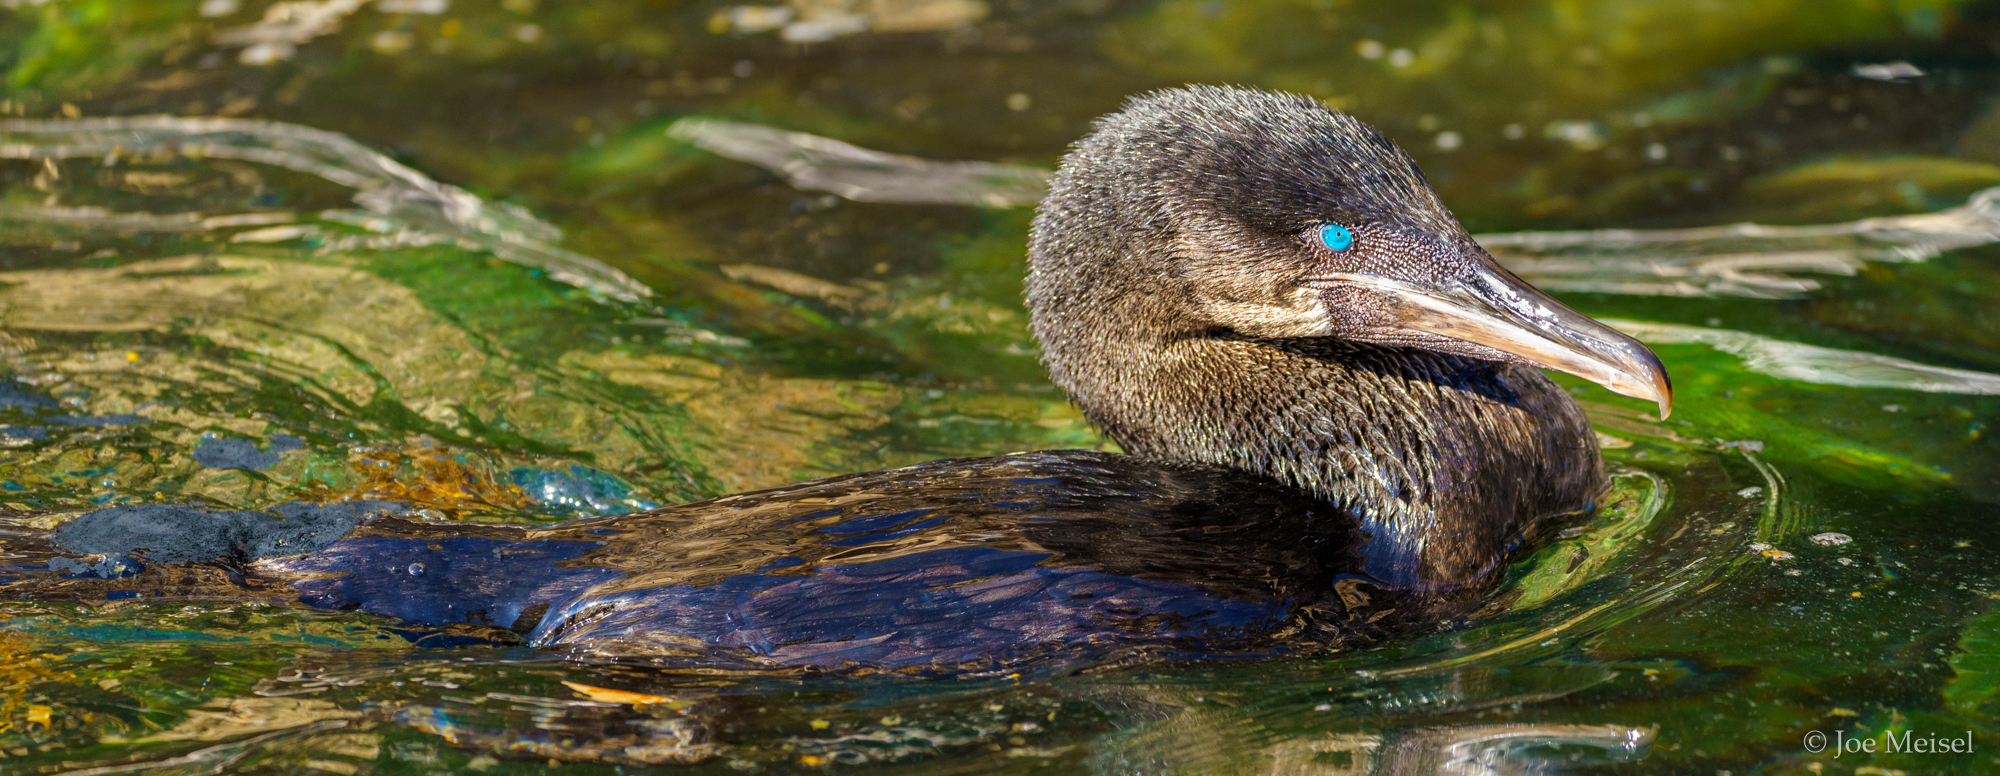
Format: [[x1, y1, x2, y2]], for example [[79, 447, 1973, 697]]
[[3, 86, 1669, 671]]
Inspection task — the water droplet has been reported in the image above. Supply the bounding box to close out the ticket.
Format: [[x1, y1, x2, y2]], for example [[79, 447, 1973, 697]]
[[407, 563, 426, 576]]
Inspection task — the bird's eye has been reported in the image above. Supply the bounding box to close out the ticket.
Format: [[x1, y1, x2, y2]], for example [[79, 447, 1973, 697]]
[[1317, 223, 1355, 251]]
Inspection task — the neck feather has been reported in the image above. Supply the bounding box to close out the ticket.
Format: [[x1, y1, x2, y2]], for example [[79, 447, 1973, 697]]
[[1034, 320, 1604, 582]]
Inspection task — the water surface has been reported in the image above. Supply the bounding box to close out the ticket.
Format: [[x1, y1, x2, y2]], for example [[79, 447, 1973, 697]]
[[2, 0, 1999, 772]]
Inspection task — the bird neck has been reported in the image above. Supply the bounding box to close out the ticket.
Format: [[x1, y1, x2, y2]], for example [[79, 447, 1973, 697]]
[[1033, 314, 1604, 584]]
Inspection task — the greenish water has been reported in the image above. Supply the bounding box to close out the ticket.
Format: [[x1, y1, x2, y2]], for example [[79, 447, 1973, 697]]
[[2, 0, 1999, 772]]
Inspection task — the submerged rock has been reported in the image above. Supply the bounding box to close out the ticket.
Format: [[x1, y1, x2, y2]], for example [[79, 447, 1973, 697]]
[[52, 500, 406, 564], [192, 434, 303, 471], [192, 438, 279, 470]]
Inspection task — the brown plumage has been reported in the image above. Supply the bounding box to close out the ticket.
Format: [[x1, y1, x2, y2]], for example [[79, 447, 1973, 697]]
[[1029, 86, 1611, 582]]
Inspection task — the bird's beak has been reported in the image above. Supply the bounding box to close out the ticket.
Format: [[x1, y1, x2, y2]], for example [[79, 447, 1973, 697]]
[[1308, 253, 1673, 419]]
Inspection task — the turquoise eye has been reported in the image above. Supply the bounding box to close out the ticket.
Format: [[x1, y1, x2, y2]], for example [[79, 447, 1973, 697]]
[[1318, 223, 1354, 251]]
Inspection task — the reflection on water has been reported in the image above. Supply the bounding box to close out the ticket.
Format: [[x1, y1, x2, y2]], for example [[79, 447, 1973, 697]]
[[1483, 187, 2000, 298], [667, 114, 2000, 300], [3, 0, 2000, 773], [669, 116, 1048, 207], [1365, 723, 1652, 776], [1613, 319, 2000, 394], [0, 115, 652, 300], [709, 0, 991, 44]]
